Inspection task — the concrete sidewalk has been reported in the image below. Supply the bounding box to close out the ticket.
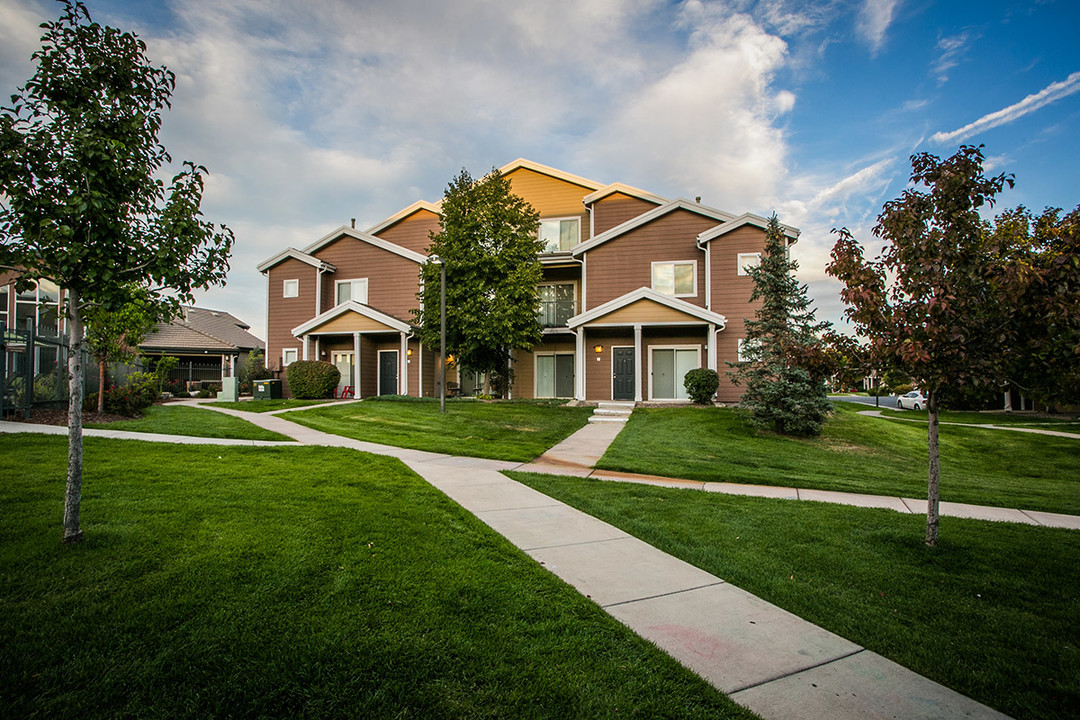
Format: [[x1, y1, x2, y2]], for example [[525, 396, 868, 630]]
[[1, 406, 1016, 719]]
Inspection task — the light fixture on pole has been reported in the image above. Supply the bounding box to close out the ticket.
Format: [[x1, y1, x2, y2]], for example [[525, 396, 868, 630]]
[[429, 255, 447, 414]]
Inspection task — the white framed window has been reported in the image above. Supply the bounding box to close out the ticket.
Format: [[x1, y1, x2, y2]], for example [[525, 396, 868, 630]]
[[737, 253, 761, 276], [648, 345, 700, 400], [651, 261, 696, 297], [539, 217, 580, 253], [537, 282, 577, 327], [737, 338, 760, 363], [535, 352, 575, 398], [335, 278, 369, 305], [282, 348, 299, 367], [282, 279, 299, 298]]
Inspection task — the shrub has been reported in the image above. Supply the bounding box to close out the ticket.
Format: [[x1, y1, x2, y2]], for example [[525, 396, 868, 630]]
[[286, 361, 340, 399], [239, 349, 273, 395], [683, 368, 719, 404], [893, 383, 914, 396]]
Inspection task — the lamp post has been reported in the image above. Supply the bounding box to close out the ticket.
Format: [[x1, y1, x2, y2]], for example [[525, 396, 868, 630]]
[[429, 255, 447, 413]]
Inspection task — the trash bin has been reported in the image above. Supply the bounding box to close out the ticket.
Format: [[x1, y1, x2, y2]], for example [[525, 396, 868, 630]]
[[254, 379, 283, 399]]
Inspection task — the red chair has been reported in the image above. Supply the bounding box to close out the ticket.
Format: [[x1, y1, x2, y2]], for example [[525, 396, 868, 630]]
[[335, 386, 355, 399]]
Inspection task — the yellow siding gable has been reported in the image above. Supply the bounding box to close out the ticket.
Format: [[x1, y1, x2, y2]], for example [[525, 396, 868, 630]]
[[504, 168, 591, 239], [588, 299, 704, 325], [307, 311, 398, 334]]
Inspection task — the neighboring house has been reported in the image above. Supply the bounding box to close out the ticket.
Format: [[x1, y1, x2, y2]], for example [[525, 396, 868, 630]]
[[139, 306, 265, 384], [0, 272, 67, 380], [258, 159, 799, 403]]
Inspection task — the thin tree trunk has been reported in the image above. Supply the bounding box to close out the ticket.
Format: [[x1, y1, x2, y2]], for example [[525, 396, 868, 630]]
[[63, 288, 85, 544], [925, 391, 940, 547], [97, 359, 106, 414]]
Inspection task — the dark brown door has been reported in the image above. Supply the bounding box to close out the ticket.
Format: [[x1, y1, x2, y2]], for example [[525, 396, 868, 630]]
[[613, 347, 635, 400]]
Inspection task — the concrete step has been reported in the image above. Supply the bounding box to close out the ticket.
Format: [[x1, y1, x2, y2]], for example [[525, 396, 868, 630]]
[[597, 401, 636, 409], [588, 415, 629, 423], [594, 408, 632, 416]]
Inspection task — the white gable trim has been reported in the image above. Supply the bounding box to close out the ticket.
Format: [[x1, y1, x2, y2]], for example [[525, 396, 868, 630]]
[[257, 248, 336, 274], [572, 198, 738, 256], [498, 158, 605, 191], [366, 200, 442, 236], [568, 287, 727, 329], [303, 226, 428, 263], [582, 183, 668, 206], [292, 301, 412, 337], [696, 213, 800, 245]]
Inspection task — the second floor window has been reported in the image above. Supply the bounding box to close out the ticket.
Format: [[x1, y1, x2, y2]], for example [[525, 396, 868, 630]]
[[537, 283, 576, 327], [336, 278, 369, 305], [539, 218, 580, 253], [283, 279, 299, 298], [15, 279, 61, 335], [652, 261, 696, 297]]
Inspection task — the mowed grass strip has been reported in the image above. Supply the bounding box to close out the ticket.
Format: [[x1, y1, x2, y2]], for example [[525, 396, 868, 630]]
[[85, 404, 293, 441], [877, 407, 1080, 428], [209, 398, 338, 413], [510, 471, 1080, 720], [597, 403, 1080, 515], [0, 436, 752, 720], [287, 398, 594, 462]]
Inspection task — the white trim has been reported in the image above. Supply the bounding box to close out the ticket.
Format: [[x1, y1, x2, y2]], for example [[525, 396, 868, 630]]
[[568, 287, 727, 330], [538, 216, 582, 254], [353, 333, 362, 394], [257, 247, 336, 273], [737, 253, 762, 276], [575, 329, 585, 400], [697, 213, 800, 245], [634, 326, 643, 402], [282, 278, 299, 298], [377, 349, 399, 396], [282, 347, 298, 367], [400, 333, 409, 395], [650, 260, 697, 298], [610, 345, 636, 402], [302, 336, 310, 361], [703, 242, 711, 311], [582, 182, 668, 206], [572, 198, 737, 257], [497, 158, 605, 191], [707, 324, 717, 371], [533, 351, 576, 398], [334, 277, 369, 305], [303, 226, 428, 264], [292, 301, 411, 337], [366, 200, 442, 236], [648, 345, 701, 401]]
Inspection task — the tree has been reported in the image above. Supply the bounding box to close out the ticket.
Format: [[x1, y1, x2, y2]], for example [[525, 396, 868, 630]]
[[83, 287, 163, 413], [0, 1, 233, 543], [727, 215, 831, 436], [414, 168, 543, 395], [827, 145, 1013, 546]]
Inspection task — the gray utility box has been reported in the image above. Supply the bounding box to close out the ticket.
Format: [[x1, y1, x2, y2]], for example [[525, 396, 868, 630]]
[[254, 379, 283, 399], [217, 376, 239, 402]]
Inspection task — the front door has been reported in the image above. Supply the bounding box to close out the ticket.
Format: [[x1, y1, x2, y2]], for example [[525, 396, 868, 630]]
[[331, 352, 354, 395], [378, 350, 398, 396], [612, 347, 635, 401]]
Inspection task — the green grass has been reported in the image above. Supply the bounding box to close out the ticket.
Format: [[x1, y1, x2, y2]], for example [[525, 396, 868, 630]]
[[209, 398, 338, 413], [509, 471, 1080, 720], [85, 404, 293, 441], [598, 403, 1080, 515], [0, 435, 753, 720], [878, 407, 1080, 428], [286, 398, 594, 462]]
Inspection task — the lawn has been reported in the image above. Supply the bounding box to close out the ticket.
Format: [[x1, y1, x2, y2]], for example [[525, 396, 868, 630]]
[[0, 435, 752, 720], [878, 407, 1080, 428], [597, 403, 1080, 515], [286, 397, 594, 462], [209, 398, 339, 413], [85, 404, 294, 441], [510, 470, 1080, 720]]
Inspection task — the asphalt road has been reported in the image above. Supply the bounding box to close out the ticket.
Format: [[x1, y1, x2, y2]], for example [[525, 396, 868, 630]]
[[829, 394, 899, 409]]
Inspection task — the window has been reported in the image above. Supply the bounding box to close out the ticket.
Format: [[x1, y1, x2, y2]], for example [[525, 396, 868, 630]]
[[737, 253, 761, 276], [14, 279, 61, 335], [651, 261, 696, 297], [539, 218, 580, 253], [335, 278, 369, 305], [283, 279, 299, 298], [537, 283, 576, 327], [536, 353, 575, 398], [0, 286, 8, 328], [282, 348, 298, 366]]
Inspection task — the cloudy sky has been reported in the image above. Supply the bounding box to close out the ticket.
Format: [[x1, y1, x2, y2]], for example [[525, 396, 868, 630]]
[[2, 0, 1078, 339]]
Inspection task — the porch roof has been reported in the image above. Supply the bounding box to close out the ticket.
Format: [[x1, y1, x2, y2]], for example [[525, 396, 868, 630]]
[[292, 301, 413, 336], [567, 287, 727, 329]]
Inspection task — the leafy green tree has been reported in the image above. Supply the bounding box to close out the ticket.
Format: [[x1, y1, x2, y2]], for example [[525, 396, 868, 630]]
[[827, 145, 1013, 546], [83, 288, 164, 413], [414, 168, 543, 395], [728, 215, 831, 436], [0, 1, 233, 543]]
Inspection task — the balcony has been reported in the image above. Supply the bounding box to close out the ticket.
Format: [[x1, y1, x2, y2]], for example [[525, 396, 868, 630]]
[[537, 299, 578, 328]]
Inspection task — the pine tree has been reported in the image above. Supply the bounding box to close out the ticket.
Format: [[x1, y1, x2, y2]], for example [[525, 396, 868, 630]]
[[728, 215, 831, 436]]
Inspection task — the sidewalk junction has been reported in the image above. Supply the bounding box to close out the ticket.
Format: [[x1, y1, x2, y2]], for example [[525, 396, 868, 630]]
[[5, 399, 1063, 719]]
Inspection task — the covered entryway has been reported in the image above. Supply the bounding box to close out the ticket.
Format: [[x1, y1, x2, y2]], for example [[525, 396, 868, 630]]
[[378, 350, 398, 396]]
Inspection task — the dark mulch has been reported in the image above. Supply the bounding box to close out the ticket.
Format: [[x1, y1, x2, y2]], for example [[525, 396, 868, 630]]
[[4, 408, 131, 426]]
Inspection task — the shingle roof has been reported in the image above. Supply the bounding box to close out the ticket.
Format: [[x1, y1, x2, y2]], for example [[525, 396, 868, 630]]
[[140, 306, 264, 354]]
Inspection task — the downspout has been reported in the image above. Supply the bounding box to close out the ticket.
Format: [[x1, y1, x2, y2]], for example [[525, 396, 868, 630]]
[[696, 233, 711, 312]]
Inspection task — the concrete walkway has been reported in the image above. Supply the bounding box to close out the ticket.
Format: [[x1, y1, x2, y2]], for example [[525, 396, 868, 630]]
[[1, 405, 1022, 719], [858, 409, 1080, 439]]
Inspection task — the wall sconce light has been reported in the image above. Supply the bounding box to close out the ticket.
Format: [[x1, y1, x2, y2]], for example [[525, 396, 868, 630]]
[[406, 348, 413, 357], [447, 354, 455, 364], [594, 345, 603, 353]]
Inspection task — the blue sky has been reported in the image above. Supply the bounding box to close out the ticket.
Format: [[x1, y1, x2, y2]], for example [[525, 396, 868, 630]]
[[2, 0, 1078, 339]]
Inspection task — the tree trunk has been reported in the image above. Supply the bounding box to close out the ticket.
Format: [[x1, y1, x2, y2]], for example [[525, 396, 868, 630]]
[[97, 359, 106, 414], [925, 391, 940, 547], [63, 288, 85, 544]]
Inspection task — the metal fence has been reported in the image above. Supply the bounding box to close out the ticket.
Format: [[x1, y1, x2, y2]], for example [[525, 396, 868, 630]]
[[1, 320, 97, 420]]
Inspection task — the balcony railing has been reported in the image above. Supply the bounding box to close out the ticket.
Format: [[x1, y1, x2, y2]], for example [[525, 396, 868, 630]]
[[537, 300, 578, 328]]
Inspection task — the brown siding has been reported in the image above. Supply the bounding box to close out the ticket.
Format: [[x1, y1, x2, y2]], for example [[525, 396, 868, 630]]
[[266, 258, 319, 370], [373, 210, 440, 254], [592, 193, 660, 235], [584, 209, 716, 310], [708, 225, 768, 403], [584, 331, 632, 402], [315, 237, 422, 320], [504, 167, 592, 243]]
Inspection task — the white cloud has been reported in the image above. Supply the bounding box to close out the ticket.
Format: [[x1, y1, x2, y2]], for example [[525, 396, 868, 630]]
[[856, 0, 899, 55], [932, 32, 971, 84], [0, 0, 50, 91], [931, 71, 1080, 145]]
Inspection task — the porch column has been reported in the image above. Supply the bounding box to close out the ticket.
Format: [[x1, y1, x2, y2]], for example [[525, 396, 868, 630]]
[[634, 323, 643, 402], [400, 332, 409, 395], [302, 335, 310, 361], [574, 328, 585, 401], [353, 332, 361, 396], [707, 323, 717, 371]]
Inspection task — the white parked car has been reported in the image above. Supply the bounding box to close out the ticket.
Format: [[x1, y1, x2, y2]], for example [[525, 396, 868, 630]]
[[896, 390, 927, 410]]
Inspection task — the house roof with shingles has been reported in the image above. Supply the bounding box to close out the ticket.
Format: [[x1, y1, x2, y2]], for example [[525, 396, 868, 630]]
[[140, 306, 264, 354]]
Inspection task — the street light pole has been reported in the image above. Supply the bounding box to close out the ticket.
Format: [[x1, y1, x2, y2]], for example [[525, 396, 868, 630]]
[[430, 255, 447, 414]]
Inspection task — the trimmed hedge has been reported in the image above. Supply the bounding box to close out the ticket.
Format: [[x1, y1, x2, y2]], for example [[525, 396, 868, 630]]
[[683, 368, 719, 404], [286, 361, 341, 399]]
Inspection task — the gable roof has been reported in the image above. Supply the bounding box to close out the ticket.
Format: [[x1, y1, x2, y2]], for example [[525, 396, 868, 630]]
[[303, 226, 429, 263], [696, 213, 800, 245], [141, 306, 264, 354], [498, 158, 605, 192], [366, 200, 442, 236], [568, 287, 727, 329], [257, 248, 336, 274], [291, 301, 413, 336], [572, 198, 737, 256], [582, 182, 668, 206]]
